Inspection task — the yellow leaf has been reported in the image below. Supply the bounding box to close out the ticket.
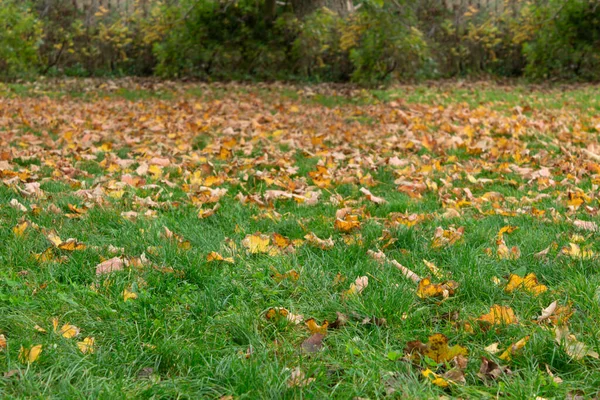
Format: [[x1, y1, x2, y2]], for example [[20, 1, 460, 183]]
[[77, 337, 95, 354], [499, 336, 530, 361], [242, 233, 271, 254], [0, 334, 6, 351], [422, 368, 450, 388], [13, 221, 29, 237], [59, 324, 80, 339], [58, 238, 86, 251], [305, 318, 328, 335], [505, 273, 547, 296], [45, 230, 63, 247], [416, 277, 458, 299], [19, 344, 42, 363], [206, 251, 234, 263], [123, 289, 138, 302], [406, 333, 468, 363], [477, 305, 518, 328]]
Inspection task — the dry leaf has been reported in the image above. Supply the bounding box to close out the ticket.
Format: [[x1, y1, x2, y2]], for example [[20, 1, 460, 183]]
[[477, 305, 518, 329], [96, 257, 125, 275], [499, 335, 530, 360], [405, 333, 468, 363], [77, 337, 95, 354], [19, 344, 42, 363], [505, 273, 547, 296]]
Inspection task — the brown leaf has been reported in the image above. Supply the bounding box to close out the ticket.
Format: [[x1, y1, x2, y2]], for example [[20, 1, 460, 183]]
[[301, 333, 324, 353], [96, 257, 125, 275]]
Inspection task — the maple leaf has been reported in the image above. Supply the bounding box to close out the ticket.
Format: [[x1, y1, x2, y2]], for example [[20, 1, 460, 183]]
[[504, 273, 547, 296], [242, 233, 271, 254], [416, 277, 458, 299], [431, 226, 464, 248], [477, 305, 518, 329], [405, 333, 468, 364]]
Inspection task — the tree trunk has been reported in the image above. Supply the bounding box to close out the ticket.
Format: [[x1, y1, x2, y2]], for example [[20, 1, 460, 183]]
[[291, 0, 354, 18]]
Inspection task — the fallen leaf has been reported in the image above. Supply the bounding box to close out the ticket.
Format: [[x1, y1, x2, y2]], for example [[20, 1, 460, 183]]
[[123, 288, 138, 302], [499, 335, 530, 360], [96, 257, 125, 275], [555, 326, 599, 360], [477, 305, 518, 329], [478, 356, 512, 380], [431, 226, 464, 248], [242, 233, 271, 254], [359, 187, 387, 204], [58, 324, 80, 339], [287, 367, 315, 387], [206, 251, 234, 263], [343, 276, 368, 297], [304, 232, 334, 250], [77, 337, 95, 354], [301, 333, 324, 353], [416, 277, 458, 299], [19, 344, 42, 363], [505, 273, 547, 296], [573, 220, 598, 232], [0, 334, 6, 351], [306, 318, 328, 335], [484, 342, 500, 354], [405, 333, 468, 363]]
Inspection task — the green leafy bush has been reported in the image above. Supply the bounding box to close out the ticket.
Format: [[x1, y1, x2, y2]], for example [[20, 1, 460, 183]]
[[524, 0, 600, 80], [0, 0, 41, 80]]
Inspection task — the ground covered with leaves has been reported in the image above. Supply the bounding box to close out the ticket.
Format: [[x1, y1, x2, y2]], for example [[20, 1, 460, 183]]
[[1, 80, 600, 398]]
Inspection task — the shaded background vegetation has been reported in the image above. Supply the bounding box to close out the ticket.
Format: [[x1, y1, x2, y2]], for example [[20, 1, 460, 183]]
[[1, 0, 600, 84]]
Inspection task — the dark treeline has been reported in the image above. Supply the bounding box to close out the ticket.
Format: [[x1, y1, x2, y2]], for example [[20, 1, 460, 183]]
[[1, 0, 600, 83]]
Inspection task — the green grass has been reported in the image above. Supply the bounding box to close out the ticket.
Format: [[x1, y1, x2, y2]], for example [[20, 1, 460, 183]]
[[1, 80, 600, 398]]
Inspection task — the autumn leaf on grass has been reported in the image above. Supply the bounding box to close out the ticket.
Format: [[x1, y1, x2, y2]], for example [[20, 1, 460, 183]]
[[52, 318, 80, 338], [265, 307, 303, 324], [162, 226, 191, 250], [0, 334, 6, 351], [573, 220, 598, 232], [123, 288, 138, 302], [334, 208, 361, 232], [271, 233, 295, 253], [44, 230, 86, 251], [367, 250, 421, 283], [536, 300, 573, 325], [555, 327, 599, 360], [497, 240, 521, 260], [423, 260, 446, 280], [77, 337, 95, 354], [270, 267, 299, 282], [422, 362, 466, 388], [431, 226, 464, 249], [343, 276, 368, 298], [359, 187, 387, 204], [13, 221, 30, 237], [478, 357, 512, 381], [287, 367, 315, 387], [477, 305, 518, 330], [206, 251, 234, 264], [304, 232, 334, 250], [417, 277, 458, 300], [242, 233, 273, 254], [405, 333, 468, 364], [306, 318, 329, 335], [19, 344, 42, 364], [561, 243, 595, 259], [499, 336, 530, 361], [301, 333, 324, 353], [388, 212, 424, 228], [198, 203, 220, 219], [96, 257, 126, 275], [504, 273, 547, 296]]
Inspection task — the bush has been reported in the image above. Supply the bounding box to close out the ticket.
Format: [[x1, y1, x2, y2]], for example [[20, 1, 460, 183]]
[[0, 0, 41, 80], [523, 0, 600, 80]]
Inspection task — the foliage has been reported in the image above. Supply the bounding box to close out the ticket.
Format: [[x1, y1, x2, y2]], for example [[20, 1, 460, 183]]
[[523, 0, 600, 80], [2, 0, 600, 82], [0, 0, 42, 80]]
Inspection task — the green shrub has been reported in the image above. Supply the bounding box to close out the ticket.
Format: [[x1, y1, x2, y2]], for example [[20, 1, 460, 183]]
[[524, 0, 600, 80], [0, 0, 41, 80]]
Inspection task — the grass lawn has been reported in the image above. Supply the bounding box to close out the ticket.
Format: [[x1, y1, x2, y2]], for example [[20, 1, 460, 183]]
[[1, 79, 600, 398]]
